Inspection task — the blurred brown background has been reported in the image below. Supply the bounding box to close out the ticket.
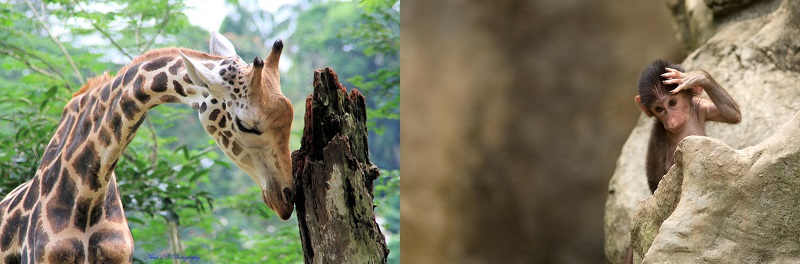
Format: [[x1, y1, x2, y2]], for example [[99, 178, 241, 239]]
[[401, 0, 683, 262]]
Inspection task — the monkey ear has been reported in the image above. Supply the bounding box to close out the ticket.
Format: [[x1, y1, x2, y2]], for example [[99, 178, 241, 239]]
[[635, 96, 652, 117]]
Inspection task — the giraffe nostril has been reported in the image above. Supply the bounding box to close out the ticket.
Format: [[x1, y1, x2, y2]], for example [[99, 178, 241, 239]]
[[283, 187, 294, 202]]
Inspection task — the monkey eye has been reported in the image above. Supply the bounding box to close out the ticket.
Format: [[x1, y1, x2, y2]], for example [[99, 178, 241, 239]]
[[669, 99, 677, 107], [654, 107, 664, 113], [235, 116, 262, 135]]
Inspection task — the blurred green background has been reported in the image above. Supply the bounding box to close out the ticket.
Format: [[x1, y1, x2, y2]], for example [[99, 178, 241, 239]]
[[0, 0, 398, 263]]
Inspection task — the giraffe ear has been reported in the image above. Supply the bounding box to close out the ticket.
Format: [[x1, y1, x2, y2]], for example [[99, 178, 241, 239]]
[[180, 51, 221, 89], [209, 32, 237, 57]]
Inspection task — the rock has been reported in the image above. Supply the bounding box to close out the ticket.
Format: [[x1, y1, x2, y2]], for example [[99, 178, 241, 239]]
[[637, 112, 800, 263], [605, 0, 800, 263]]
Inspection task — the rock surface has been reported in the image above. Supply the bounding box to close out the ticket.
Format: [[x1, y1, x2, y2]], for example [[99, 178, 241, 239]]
[[637, 112, 800, 263], [605, 0, 800, 262]]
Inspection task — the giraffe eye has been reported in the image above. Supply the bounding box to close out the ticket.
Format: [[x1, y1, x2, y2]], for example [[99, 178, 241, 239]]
[[235, 116, 261, 135]]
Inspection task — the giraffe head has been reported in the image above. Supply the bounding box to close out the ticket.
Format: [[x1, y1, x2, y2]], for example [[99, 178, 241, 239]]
[[179, 32, 294, 220]]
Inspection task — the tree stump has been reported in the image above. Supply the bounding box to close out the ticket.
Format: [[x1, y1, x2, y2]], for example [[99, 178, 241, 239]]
[[292, 67, 389, 263]]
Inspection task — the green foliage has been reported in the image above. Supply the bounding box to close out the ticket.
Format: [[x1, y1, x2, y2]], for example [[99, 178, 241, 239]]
[[115, 145, 217, 219], [1, 0, 399, 262]]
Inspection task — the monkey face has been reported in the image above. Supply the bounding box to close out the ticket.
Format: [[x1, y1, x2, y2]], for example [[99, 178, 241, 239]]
[[650, 93, 692, 133]]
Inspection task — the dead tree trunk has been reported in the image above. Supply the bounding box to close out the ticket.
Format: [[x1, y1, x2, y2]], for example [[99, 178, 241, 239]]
[[291, 67, 389, 264]]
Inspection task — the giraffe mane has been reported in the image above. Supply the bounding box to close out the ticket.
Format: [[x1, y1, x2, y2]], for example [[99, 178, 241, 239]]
[[72, 48, 225, 98]]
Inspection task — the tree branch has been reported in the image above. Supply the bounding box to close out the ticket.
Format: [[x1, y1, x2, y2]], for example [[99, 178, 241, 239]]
[[141, 3, 171, 53], [24, 0, 85, 85], [146, 117, 159, 167], [73, 2, 134, 60], [0, 41, 74, 92]]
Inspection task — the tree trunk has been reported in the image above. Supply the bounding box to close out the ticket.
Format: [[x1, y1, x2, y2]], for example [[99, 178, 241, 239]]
[[292, 67, 389, 264]]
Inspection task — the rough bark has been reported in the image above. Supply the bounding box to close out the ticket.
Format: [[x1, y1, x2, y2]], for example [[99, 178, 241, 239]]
[[292, 67, 388, 264]]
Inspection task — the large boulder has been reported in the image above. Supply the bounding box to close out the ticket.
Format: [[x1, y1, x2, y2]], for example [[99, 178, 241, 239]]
[[605, 0, 800, 263], [633, 114, 800, 262]]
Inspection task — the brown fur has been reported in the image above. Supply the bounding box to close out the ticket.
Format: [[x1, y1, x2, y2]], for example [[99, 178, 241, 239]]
[[646, 120, 668, 193], [72, 48, 225, 97]]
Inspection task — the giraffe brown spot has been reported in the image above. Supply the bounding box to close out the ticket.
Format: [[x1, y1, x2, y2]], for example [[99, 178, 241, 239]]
[[219, 68, 227, 76], [92, 103, 107, 133], [9, 185, 27, 209], [40, 138, 62, 170], [206, 125, 217, 134], [199, 102, 207, 113], [22, 176, 40, 210], [110, 112, 123, 143], [231, 141, 242, 156], [47, 170, 77, 233], [104, 185, 123, 224], [209, 109, 221, 121], [31, 205, 47, 263], [119, 95, 140, 121], [132, 75, 150, 104], [88, 229, 129, 264], [210, 98, 218, 104], [100, 83, 111, 102], [219, 115, 227, 128], [160, 95, 180, 103], [182, 73, 192, 85], [74, 141, 101, 191], [221, 136, 229, 148], [241, 154, 253, 165], [202, 62, 214, 70], [143, 56, 173, 72], [202, 91, 209, 98], [16, 209, 28, 247], [73, 197, 91, 233], [98, 128, 111, 147], [173, 80, 187, 97], [48, 238, 85, 264], [151, 71, 168, 93], [40, 161, 60, 196], [191, 102, 199, 110], [168, 59, 183, 75], [233, 88, 240, 93], [122, 64, 140, 87], [223, 131, 232, 138], [1, 210, 21, 250], [111, 75, 122, 91], [89, 197, 103, 227], [4, 254, 20, 264]]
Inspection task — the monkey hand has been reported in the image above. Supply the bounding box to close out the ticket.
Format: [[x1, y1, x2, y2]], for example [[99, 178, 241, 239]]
[[661, 68, 709, 95]]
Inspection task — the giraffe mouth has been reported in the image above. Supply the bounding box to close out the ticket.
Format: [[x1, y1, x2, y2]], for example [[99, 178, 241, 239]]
[[262, 188, 294, 220]]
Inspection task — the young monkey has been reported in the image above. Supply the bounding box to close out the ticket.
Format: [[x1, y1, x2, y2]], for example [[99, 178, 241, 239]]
[[635, 60, 741, 193]]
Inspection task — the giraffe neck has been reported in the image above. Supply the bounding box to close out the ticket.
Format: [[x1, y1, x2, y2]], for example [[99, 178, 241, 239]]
[[36, 54, 210, 198]]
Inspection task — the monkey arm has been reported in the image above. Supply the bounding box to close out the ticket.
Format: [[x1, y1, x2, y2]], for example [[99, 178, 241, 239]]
[[695, 70, 741, 124], [663, 68, 741, 124]]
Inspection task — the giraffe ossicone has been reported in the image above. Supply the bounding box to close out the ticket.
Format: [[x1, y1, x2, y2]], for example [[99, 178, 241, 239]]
[[0, 32, 294, 263]]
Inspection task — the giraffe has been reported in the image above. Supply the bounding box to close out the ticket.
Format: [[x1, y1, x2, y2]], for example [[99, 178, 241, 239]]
[[0, 32, 295, 263]]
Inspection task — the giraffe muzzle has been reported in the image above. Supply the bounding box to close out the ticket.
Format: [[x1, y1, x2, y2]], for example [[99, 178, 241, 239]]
[[263, 187, 294, 220]]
